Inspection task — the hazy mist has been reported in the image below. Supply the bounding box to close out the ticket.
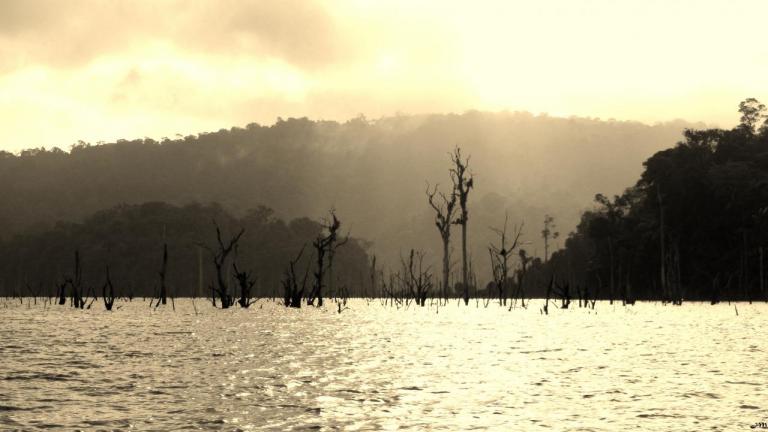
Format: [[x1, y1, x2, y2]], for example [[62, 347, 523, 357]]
[[0, 112, 695, 279]]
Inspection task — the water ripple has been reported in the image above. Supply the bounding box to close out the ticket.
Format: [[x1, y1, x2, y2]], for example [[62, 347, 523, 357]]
[[0, 300, 766, 430]]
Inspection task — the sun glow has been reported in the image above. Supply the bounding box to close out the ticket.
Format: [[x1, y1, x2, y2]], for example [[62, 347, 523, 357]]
[[0, 0, 767, 151]]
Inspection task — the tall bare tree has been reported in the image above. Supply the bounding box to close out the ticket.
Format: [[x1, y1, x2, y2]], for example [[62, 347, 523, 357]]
[[308, 210, 347, 307], [64, 250, 85, 309], [427, 183, 457, 300], [450, 147, 474, 305], [233, 259, 256, 308], [283, 245, 309, 308], [152, 243, 168, 307], [488, 216, 523, 306], [326, 212, 349, 301], [397, 249, 433, 307], [201, 221, 245, 309], [102, 265, 116, 311]]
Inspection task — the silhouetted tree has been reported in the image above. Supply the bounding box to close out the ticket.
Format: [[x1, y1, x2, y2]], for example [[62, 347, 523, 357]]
[[65, 250, 85, 309], [202, 222, 245, 309], [395, 249, 432, 307], [488, 215, 523, 306], [541, 214, 559, 263], [233, 260, 256, 308], [427, 183, 457, 300], [0, 202, 372, 299], [537, 99, 768, 302], [450, 147, 474, 305], [514, 249, 532, 308], [152, 243, 168, 307], [542, 275, 554, 315], [308, 210, 346, 307], [282, 246, 309, 308], [554, 280, 571, 309], [102, 265, 116, 311], [0, 113, 692, 291], [738, 98, 766, 134]]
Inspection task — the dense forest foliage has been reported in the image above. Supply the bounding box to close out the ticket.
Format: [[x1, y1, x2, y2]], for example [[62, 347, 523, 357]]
[[540, 99, 768, 302], [0, 111, 692, 278], [0, 202, 370, 299]]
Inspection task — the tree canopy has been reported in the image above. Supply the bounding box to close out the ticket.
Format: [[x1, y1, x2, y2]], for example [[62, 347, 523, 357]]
[[540, 99, 768, 301], [0, 202, 370, 298]]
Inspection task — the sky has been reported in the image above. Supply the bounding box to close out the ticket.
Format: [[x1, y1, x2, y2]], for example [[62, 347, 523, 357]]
[[0, 0, 766, 153]]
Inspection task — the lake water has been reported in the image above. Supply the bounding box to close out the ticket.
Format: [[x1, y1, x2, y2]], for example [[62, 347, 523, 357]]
[[1, 298, 766, 431]]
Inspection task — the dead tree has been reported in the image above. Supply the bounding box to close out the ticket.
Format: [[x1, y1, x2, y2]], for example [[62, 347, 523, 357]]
[[337, 285, 350, 313], [326, 213, 349, 301], [308, 232, 329, 307], [64, 250, 85, 309], [56, 280, 66, 305], [233, 261, 256, 308], [83, 284, 98, 309], [102, 265, 117, 311], [542, 275, 554, 315], [554, 280, 571, 309], [488, 216, 523, 306], [585, 284, 597, 309], [398, 249, 433, 307], [427, 183, 457, 301], [378, 269, 399, 307], [152, 243, 168, 307], [160, 243, 168, 305], [201, 222, 245, 309], [308, 210, 347, 307], [450, 147, 474, 305], [576, 285, 584, 307], [283, 246, 309, 308], [369, 254, 378, 300]]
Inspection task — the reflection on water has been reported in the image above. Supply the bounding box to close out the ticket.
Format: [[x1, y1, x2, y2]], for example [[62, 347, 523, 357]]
[[0, 299, 766, 430]]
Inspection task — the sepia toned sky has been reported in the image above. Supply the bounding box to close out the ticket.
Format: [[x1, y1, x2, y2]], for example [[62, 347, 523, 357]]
[[1, 0, 766, 152]]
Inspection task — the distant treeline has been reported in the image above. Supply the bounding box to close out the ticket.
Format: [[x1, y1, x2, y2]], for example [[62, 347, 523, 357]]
[[0, 111, 692, 278], [4, 103, 766, 303], [540, 99, 768, 302], [0, 202, 370, 299]]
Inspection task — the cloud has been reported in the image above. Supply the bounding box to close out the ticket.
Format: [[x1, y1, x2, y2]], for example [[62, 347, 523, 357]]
[[0, 0, 353, 70], [198, 0, 348, 68], [0, 0, 765, 152]]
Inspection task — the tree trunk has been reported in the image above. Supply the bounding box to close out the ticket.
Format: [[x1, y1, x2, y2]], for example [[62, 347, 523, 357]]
[[657, 186, 667, 301], [461, 220, 469, 305], [57, 283, 66, 305], [159, 243, 168, 305], [608, 238, 615, 305], [442, 236, 450, 301]]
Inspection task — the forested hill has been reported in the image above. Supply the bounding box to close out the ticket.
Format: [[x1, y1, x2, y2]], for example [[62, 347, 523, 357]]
[[0, 111, 696, 271], [539, 99, 768, 302]]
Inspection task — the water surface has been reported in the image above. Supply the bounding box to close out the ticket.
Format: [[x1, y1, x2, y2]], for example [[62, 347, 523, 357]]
[[1, 299, 766, 430]]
